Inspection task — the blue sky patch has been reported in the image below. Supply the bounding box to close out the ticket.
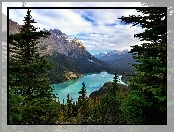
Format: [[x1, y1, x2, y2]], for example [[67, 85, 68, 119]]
[[82, 15, 94, 23], [105, 23, 117, 26]]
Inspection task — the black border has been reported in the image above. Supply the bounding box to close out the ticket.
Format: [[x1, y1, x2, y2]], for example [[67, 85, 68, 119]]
[[7, 6, 168, 125], [7, 7, 167, 9]]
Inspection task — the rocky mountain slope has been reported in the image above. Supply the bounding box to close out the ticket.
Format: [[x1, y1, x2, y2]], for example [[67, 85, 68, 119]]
[[6, 14, 115, 83], [39, 28, 114, 71]]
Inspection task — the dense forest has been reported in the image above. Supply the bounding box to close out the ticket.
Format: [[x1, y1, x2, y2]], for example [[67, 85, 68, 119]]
[[44, 51, 115, 84], [9, 8, 167, 125]]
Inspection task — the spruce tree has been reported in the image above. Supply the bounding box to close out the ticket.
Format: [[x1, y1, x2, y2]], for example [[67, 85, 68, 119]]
[[77, 82, 88, 124], [110, 70, 119, 96], [9, 89, 24, 124], [118, 8, 167, 124], [9, 9, 58, 124], [141, 3, 174, 126], [66, 94, 73, 118], [78, 82, 87, 101], [98, 72, 121, 124]]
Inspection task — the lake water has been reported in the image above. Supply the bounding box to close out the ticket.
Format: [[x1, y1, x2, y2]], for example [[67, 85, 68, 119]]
[[52, 72, 127, 104]]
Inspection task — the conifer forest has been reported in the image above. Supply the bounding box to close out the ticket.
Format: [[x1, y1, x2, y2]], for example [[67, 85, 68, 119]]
[[8, 8, 167, 125]]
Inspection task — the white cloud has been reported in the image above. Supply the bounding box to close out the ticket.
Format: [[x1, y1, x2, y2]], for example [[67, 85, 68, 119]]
[[3, 2, 148, 51]]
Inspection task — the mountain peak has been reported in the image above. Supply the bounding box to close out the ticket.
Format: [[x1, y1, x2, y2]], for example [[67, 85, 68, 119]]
[[71, 37, 84, 48], [8, 16, 89, 58], [72, 37, 79, 42], [50, 29, 62, 35], [74, 37, 78, 40]]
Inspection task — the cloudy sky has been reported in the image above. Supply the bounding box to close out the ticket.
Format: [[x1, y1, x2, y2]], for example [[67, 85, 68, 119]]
[[2, 2, 148, 54]]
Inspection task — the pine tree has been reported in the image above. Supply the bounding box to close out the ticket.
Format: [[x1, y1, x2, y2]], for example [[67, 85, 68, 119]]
[[141, 3, 174, 126], [66, 94, 73, 118], [78, 82, 87, 101], [87, 97, 102, 124], [9, 9, 58, 124], [110, 70, 119, 96], [77, 82, 88, 124], [118, 8, 167, 124], [71, 101, 77, 117], [9, 89, 24, 124], [98, 71, 119, 123], [113, 70, 119, 85]]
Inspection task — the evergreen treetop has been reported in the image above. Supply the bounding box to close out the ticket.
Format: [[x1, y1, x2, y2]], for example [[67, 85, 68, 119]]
[[118, 8, 167, 124], [9, 9, 58, 124]]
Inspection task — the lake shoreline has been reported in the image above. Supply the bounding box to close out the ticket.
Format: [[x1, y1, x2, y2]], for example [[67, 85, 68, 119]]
[[51, 71, 127, 103]]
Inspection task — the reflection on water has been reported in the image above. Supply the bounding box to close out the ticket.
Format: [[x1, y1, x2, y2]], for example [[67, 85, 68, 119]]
[[52, 72, 127, 103]]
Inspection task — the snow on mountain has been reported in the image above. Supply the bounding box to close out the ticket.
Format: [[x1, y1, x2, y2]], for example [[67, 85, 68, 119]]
[[94, 49, 129, 59]]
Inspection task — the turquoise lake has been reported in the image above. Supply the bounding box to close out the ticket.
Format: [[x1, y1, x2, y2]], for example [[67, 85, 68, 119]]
[[52, 72, 127, 103]]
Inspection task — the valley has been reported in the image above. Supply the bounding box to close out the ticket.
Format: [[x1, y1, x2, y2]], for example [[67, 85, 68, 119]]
[[6, 6, 166, 125], [6, 12, 134, 104], [7, 14, 130, 85]]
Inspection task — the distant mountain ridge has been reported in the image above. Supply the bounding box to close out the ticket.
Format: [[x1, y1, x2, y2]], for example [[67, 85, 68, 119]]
[[94, 49, 129, 59], [94, 49, 136, 82]]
